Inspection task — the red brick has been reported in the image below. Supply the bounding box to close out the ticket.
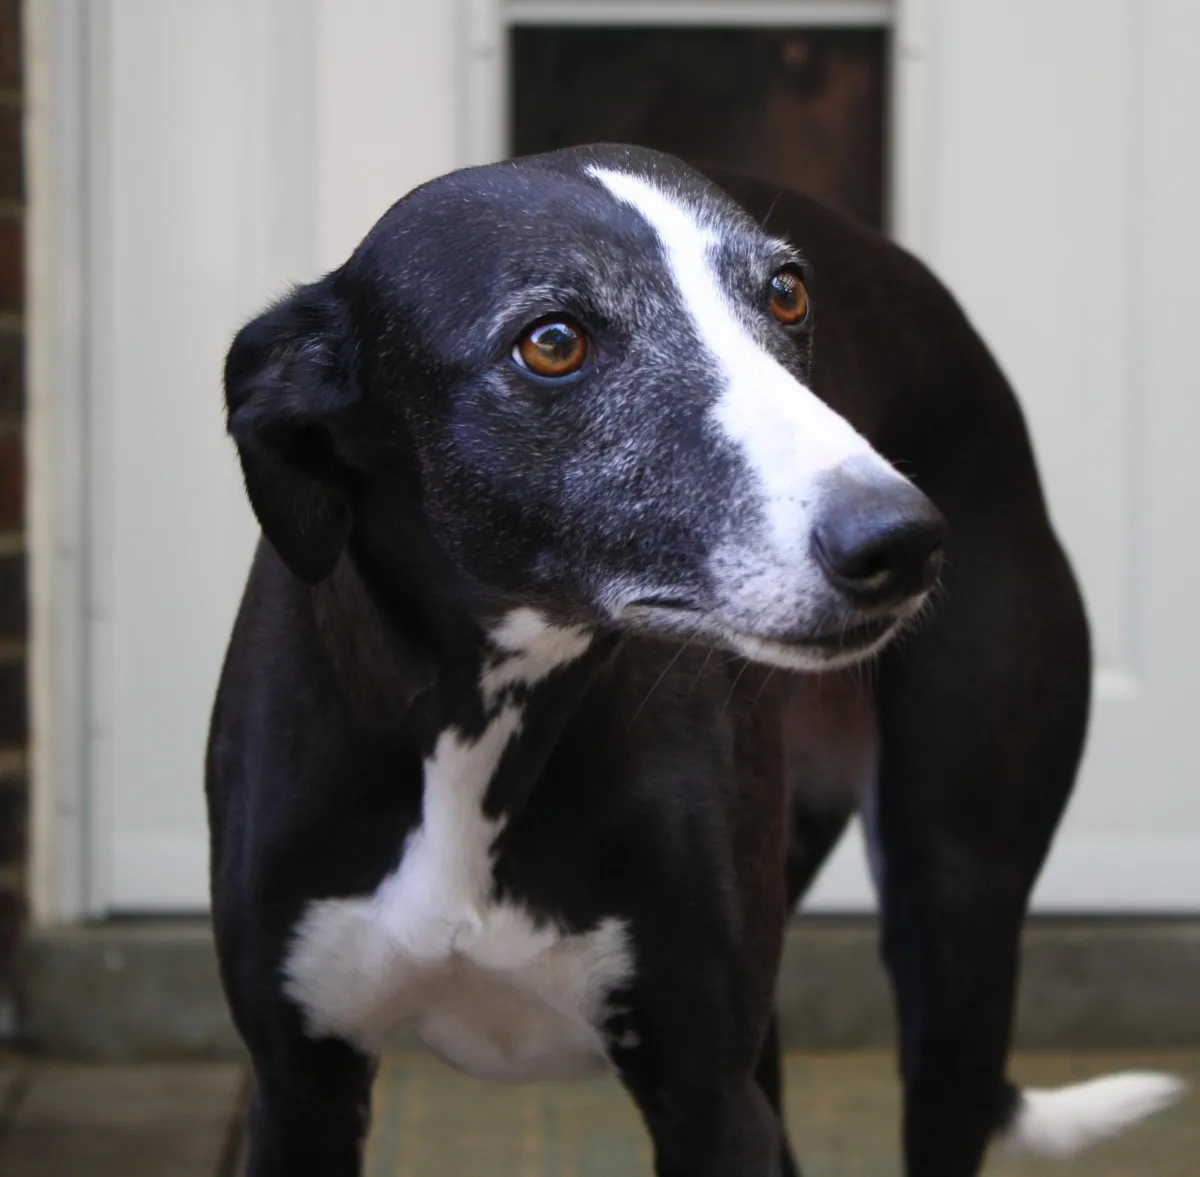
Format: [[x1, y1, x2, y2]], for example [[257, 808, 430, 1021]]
[[0, 0, 21, 1012], [0, 0, 21, 94], [0, 552, 22, 640], [0, 332, 21, 414], [0, 106, 21, 202], [0, 216, 21, 315], [0, 888, 23, 982], [0, 771, 25, 867], [0, 657, 24, 745], [0, 430, 20, 531]]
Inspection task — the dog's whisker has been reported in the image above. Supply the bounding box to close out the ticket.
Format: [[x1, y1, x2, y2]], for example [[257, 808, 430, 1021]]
[[749, 666, 777, 714], [627, 637, 693, 729], [686, 645, 717, 697], [722, 657, 753, 719]]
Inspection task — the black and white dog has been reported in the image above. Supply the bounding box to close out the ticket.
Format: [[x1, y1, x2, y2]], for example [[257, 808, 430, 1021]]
[[207, 145, 1181, 1177]]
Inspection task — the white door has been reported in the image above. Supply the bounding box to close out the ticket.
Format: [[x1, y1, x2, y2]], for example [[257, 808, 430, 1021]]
[[79, 0, 464, 912], [78, 0, 1199, 912]]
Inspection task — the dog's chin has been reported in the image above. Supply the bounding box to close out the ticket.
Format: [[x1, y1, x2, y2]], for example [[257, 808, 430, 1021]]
[[617, 603, 906, 672]]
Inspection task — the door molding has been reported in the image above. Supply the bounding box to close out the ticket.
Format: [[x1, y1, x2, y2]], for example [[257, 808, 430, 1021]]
[[26, 0, 94, 922], [504, 1, 894, 25], [458, 0, 931, 249]]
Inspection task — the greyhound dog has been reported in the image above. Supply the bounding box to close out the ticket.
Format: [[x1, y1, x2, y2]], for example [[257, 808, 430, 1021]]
[[207, 144, 1181, 1176]]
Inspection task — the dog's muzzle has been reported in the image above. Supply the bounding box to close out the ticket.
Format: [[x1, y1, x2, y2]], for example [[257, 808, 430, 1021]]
[[612, 460, 945, 671]]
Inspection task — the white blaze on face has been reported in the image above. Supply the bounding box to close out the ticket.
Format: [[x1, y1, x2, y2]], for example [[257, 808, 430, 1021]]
[[587, 166, 891, 630]]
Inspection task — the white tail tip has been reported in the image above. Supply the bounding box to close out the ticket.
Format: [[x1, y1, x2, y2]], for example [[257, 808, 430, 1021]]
[[1001, 1071, 1186, 1159]]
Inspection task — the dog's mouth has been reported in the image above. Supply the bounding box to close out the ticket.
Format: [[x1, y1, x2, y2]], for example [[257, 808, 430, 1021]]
[[791, 615, 897, 650], [617, 600, 906, 672]]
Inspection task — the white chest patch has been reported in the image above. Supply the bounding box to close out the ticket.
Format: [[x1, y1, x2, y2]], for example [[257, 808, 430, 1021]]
[[282, 612, 633, 1083]]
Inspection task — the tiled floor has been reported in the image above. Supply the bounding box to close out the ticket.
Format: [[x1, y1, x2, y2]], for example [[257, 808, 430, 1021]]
[[366, 1052, 1198, 1177], [0, 1052, 1192, 1176]]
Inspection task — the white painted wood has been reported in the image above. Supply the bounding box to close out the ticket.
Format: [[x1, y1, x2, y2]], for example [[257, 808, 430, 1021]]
[[460, 0, 508, 168], [505, 0, 893, 24], [889, 0, 933, 249], [25, 0, 93, 922], [313, 0, 462, 270]]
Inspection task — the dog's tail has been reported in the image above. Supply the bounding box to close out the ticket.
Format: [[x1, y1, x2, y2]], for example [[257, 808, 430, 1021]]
[[997, 1071, 1185, 1158]]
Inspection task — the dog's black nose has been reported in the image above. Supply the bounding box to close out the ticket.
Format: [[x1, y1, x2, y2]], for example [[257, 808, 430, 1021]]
[[813, 473, 946, 608]]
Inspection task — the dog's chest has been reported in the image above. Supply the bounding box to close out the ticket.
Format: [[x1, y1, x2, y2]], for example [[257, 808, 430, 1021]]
[[282, 691, 633, 1083]]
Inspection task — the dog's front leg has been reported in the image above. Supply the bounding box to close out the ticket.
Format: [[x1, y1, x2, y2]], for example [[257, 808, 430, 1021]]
[[211, 879, 378, 1176], [752, 1010, 802, 1177], [610, 936, 789, 1177], [621, 1058, 784, 1177], [240, 1028, 376, 1177]]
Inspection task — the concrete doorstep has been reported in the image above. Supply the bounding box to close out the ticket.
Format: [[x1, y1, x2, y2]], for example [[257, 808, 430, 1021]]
[[0, 1057, 247, 1177], [18, 917, 1200, 1061]]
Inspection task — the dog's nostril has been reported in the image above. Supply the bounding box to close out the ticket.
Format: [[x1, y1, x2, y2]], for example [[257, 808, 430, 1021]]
[[816, 520, 944, 605], [813, 477, 946, 608], [836, 548, 894, 588]]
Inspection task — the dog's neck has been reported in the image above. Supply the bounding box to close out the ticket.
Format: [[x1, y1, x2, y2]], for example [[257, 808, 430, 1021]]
[[311, 549, 618, 821], [405, 607, 620, 836], [441, 610, 615, 821]]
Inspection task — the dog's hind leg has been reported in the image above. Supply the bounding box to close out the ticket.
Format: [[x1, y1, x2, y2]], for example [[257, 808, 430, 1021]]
[[867, 512, 1182, 1175]]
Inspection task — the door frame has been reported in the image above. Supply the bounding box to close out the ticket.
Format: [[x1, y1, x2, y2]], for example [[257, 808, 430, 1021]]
[[459, 0, 933, 253], [26, 0, 930, 921], [27, 0, 95, 923]]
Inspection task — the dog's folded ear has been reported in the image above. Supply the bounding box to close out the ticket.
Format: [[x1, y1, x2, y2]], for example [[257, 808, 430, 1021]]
[[224, 278, 358, 584]]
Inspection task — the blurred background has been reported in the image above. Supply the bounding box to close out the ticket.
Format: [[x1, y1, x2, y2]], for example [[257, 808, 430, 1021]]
[[0, 0, 1196, 1173]]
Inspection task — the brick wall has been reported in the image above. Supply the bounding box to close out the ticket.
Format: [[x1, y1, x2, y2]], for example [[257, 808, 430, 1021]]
[[0, 0, 24, 1031]]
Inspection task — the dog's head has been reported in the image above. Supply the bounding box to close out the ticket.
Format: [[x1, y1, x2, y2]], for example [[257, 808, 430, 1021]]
[[226, 145, 943, 671]]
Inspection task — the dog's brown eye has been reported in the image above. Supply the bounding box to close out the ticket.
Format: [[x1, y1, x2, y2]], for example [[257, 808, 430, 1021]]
[[768, 267, 809, 326], [513, 318, 589, 378]]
